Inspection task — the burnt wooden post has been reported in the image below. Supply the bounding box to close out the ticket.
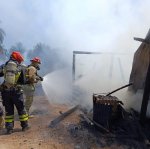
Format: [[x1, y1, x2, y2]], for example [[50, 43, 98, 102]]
[[140, 62, 150, 124], [109, 55, 114, 79], [72, 52, 76, 81], [118, 57, 125, 82], [134, 36, 150, 124], [72, 51, 101, 81]]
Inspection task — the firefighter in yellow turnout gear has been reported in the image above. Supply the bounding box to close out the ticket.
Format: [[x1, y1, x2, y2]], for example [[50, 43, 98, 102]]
[[0, 51, 30, 134], [23, 57, 43, 117]]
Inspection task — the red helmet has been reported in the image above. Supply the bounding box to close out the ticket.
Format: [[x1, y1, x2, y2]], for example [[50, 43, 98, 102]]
[[11, 51, 24, 64], [30, 57, 41, 64]]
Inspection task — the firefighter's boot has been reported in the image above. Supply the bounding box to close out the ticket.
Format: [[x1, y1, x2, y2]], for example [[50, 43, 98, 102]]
[[6, 125, 13, 134], [22, 125, 30, 131], [5, 122, 14, 134], [21, 121, 30, 132], [6, 128, 13, 134]]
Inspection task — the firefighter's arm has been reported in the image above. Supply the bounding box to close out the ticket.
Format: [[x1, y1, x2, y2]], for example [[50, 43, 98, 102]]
[[36, 74, 43, 81]]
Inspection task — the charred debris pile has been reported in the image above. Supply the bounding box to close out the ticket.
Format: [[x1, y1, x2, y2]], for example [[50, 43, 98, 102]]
[[49, 83, 150, 149], [78, 93, 150, 149]]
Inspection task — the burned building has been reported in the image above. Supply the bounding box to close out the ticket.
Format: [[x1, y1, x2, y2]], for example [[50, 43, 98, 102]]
[[129, 29, 150, 92]]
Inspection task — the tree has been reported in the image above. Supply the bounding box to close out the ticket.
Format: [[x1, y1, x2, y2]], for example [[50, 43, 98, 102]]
[[27, 43, 66, 75], [9, 42, 26, 55], [0, 23, 7, 61], [0, 28, 5, 45], [0, 23, 5, 52]]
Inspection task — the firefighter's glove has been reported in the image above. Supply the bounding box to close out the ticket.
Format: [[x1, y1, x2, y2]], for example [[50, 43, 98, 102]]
[[35, 76, 43, 82]]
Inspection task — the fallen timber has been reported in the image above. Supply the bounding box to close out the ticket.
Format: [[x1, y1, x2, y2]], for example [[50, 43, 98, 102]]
[[79, 113, 94, 126], [92, 120, 110, 133], [134, 37, 150, 44], [93, 83, 133, 97], [106, 83, 133, 96], [49, 105, 79, 128], [79, 112, 110, 133]]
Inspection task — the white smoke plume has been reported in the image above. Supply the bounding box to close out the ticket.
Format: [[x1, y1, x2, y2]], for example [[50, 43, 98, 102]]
[[0, 0, 150, 114], [0, 0, 149, 51]]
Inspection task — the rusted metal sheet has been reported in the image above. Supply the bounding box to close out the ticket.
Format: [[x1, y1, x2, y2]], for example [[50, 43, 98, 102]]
[[93, 95, 123, 130]]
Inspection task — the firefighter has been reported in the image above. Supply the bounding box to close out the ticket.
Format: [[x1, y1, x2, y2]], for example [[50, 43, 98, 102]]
[[0, 51, 29, 134], [23, 57, 43, 117], [0, 106, 4, 129]]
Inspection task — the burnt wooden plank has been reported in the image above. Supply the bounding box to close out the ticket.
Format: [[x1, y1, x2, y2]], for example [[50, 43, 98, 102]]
[[49, 105, 79, 128], [92, 120, 110, 133], [134, 37, 150, 44], [79, 113, 94, 126]]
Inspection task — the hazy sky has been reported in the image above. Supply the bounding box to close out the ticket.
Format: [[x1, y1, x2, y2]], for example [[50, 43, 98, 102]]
[[0, 0, 150, 52]]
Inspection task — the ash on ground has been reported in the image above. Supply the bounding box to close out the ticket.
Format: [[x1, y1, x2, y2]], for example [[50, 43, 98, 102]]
[[66, 108, 150, 149]]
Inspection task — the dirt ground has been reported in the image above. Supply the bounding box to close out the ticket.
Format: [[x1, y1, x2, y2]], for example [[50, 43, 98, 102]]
[[0, 96, 148, 149]]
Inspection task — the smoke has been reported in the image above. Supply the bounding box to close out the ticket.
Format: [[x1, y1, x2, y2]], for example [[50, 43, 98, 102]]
[[0, 1, 150, 113], [42, 68, 73, 104], [116, 90, 150, 117], [73, 53, 133, 107], [0, 0, 149, 51], [42, 53, 135, 107]]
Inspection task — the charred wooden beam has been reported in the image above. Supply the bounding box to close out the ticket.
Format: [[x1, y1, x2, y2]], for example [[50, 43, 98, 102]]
[[118, 57, 125, 82], [140, 63, 150, 124], [79, 109, 110, 133], [106, 83, 133, 96], [92, 120, 110, 133], [79, 113, 94, 126], [109, 56, 114, 79], [134, 37, 150, 44], [72, 51, 102, 81], [72, 53, 76, 81], [73, 51, 101, 55], [131, 110, 150, 145], [49, 105, 79, 128]]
